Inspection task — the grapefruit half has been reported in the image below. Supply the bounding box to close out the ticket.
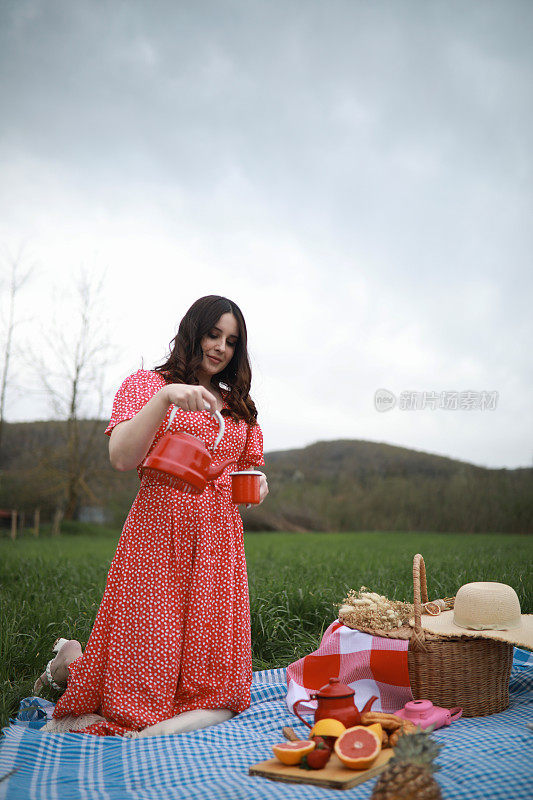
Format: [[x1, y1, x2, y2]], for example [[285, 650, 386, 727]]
[[334, 725, 382, 770], [272, 740, 315, 766]]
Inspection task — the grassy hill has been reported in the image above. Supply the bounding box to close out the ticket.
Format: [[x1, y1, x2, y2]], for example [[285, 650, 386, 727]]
[[241, 440, 533, 533], [1, 422, 532, 533]]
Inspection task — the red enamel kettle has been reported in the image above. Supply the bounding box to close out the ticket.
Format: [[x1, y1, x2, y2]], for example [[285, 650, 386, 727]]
[[142, 406, 235, 494], [293, 677, 378, 729]]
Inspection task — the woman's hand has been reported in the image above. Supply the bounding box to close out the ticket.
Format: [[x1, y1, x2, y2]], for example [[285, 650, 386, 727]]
[[163, 383, 218, 414], [257, 472, 269, 505]]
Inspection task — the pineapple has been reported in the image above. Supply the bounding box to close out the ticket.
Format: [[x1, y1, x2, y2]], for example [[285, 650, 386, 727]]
[[371, 728, 443, 800]]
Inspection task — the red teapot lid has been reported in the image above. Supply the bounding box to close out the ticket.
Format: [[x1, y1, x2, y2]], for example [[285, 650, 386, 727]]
[[315, 677, 355, 698]]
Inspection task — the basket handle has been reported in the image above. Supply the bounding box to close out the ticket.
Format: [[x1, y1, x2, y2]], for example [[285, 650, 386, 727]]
[[411, 554, 430, 650]]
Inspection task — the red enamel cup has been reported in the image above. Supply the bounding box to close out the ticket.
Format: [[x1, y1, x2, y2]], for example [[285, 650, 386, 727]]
[[230, 470, 261, 505]]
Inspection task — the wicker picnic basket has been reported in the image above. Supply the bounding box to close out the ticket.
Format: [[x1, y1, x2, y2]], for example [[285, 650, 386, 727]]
[[345, 554, 513, 717], [407, 554, 513, 716]]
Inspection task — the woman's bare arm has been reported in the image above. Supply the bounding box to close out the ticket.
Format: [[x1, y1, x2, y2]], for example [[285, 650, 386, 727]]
[[109, 383, 217, 471]]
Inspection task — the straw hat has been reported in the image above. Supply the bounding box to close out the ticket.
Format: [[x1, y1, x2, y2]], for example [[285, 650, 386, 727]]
[[421, 582, 533, 650]]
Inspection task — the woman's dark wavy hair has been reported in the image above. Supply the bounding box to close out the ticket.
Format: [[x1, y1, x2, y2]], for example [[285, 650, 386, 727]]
[[154, 295, 258, 424]]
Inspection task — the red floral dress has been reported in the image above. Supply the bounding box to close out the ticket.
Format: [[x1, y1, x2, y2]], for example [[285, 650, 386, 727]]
[[53, 370, 264, 736]]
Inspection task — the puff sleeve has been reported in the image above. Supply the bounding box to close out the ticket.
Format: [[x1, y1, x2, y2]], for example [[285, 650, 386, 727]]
[[104, 370, 166, 437], [237, 421, 265, 471]]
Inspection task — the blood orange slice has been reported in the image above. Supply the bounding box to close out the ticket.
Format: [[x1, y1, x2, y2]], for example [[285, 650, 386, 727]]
[[334, 725, 382, 770], [272, 740, 315, 766]]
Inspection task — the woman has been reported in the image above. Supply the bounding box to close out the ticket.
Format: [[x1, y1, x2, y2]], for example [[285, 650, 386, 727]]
[[34, 295, 268, 736]]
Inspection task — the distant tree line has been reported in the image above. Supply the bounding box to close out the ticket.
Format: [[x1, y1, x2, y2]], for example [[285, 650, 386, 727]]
[[0, 419, 136, 529], [241, 440, 533, 534], [1, 424, 532, 534]]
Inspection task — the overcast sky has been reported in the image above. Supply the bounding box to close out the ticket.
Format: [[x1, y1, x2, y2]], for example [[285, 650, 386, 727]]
[[1, 0, 532, 468]]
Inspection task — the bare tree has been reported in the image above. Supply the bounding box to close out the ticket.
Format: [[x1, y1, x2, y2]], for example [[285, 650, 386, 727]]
[[34, 269, 111, 525], [0, 245, 35, 461]]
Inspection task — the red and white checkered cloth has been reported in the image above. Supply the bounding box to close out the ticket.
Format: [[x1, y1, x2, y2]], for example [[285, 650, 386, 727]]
[[286, 620, 414, 719]]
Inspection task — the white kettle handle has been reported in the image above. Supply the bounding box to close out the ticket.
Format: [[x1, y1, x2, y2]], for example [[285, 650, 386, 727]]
[[212, 409, 225, 449], [165, 405, 225, 451]]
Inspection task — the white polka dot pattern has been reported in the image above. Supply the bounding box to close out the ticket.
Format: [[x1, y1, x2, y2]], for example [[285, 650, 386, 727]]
[[52, 370, 264, 736]]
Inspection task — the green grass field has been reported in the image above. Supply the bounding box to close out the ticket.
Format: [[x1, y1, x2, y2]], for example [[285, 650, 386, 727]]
[[1, 527, 532, 729]]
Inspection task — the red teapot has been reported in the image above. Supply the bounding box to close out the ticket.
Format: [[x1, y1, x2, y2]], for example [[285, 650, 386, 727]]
[[142, 406, 235, 494], [293, 677, 378, 729]]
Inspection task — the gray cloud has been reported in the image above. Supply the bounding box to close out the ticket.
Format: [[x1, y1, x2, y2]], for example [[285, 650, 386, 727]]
[[1, 0, 531, 466]]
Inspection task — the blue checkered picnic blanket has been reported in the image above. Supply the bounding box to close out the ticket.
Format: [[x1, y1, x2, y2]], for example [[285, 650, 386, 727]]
[[1, 649, 532, 800]]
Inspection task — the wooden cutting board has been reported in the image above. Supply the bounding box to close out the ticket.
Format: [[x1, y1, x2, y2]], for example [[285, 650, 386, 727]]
[[249, 749, 394, 790]]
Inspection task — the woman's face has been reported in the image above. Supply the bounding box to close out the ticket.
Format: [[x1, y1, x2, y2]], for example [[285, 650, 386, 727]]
[[199, 312, 239, 378]]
